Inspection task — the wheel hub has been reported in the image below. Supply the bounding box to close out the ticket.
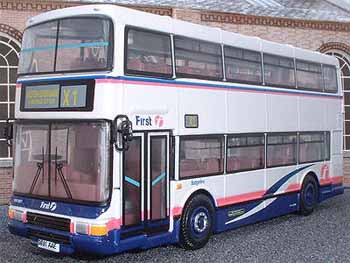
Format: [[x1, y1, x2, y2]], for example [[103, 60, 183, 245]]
[[305, 184, 315, 206], [193, 212, 208, 233]]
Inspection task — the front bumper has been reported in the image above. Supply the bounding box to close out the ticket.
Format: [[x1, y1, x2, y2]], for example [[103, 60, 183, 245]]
[[8, 219, 180, 256], [8, 219, 120, 255]]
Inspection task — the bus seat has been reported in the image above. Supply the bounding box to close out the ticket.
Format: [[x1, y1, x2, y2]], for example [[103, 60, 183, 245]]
[[128, 58, 144, 71], [207, 158, 220, 174]]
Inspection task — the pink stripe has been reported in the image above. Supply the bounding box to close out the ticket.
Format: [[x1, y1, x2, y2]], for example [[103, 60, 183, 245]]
[[172, 207, 183, 217], [96, 79, 123, 84], [96, 78, 342, 100], [106, 218, 121, 231], [217, 190, 266, 207], [285, 183, 301, 192], [332, 176, 344, 184], [320, 178, 332, 185]]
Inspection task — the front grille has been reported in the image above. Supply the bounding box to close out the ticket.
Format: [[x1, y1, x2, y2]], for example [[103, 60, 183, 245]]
[[27, 212, 70, 232], [29, 229, 70, 244]]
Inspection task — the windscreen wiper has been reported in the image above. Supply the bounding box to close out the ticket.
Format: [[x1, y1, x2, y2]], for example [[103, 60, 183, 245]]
[[29, 147, 45, 194], [54, 147, 72, 199]]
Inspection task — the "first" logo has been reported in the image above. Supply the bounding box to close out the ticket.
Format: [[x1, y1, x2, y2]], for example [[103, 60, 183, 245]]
[[135, 115, 164, 128]]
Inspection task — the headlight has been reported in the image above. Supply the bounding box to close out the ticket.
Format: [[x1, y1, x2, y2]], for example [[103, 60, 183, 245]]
[[8, 208, 26, 223], [73, 220, 117, 236]]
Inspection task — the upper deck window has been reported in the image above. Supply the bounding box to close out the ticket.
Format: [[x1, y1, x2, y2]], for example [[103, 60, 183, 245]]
[[224, 46, 262, 84], [174, 36, 223, 80], [18, 17, 113, 75], [125, 28, 172, 78], [263, 54, 295, 88], [323, 65, 338, 93], [296, 60, 323, 91]]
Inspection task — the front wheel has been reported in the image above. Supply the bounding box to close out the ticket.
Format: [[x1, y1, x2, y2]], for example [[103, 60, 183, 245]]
[[179, 194, 215, 250], [299, 175, 319, 216]]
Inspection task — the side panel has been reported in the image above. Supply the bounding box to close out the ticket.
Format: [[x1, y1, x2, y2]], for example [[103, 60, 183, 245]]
[[299, 97, 326, 131], [223, 170, 265, 206], [227, 92, 267, 133], [267, 94, 298, 131], [178, 88, 227, 135], [325, 99, 342, 130], [123, 84, 178, 132]]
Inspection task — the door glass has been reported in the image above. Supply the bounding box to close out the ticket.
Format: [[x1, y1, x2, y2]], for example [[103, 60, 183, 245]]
[[150, 136, 167, 221], [124, 137, 142, 226]]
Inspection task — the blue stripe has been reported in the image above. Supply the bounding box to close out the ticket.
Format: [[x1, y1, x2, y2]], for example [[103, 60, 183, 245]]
[[125, 176, 140, 188], [17, 75, 342, 99], [264, 164, 313, 196], [152, 172, 166, 187], [21, 45, 56, 52], [21, 41, 109, 53]]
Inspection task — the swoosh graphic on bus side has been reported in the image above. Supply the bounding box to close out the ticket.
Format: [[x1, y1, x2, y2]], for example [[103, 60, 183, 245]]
[[225, 165, 313, 225], [225, 198, 276, 225], [263, 165, 313, 197]]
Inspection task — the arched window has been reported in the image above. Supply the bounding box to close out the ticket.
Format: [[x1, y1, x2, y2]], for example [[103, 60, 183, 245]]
[[326, 51, 350, 151], [0, 34, 20, 160]]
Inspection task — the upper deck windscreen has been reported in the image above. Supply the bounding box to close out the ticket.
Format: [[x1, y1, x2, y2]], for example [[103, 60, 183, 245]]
[[18, 17, 113, 75]]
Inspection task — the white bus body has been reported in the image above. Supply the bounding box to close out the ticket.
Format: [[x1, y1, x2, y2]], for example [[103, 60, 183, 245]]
[[8, 5, 343, 255]]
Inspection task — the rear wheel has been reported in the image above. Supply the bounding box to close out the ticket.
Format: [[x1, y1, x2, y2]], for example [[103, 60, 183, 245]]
[[299, 175, 319, 216], [179, 194, 214, 250]]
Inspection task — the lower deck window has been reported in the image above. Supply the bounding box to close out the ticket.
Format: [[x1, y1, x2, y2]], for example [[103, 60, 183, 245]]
[[299, 132, 329, 163], [267, 133, 297, 167], [227, 134, 265, 172], [180, 136, 224, 178]]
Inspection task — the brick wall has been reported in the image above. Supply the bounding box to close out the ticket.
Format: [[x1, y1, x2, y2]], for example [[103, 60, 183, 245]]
[[344, 153, 350, 185], [0, 168, 12, 205]]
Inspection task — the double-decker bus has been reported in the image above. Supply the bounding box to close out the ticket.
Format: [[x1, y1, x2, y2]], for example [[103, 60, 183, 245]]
[[7, 4, 343, 255]]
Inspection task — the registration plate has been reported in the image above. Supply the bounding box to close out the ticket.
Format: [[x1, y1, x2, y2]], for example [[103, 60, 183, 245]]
[[37, 239, 60, 253]]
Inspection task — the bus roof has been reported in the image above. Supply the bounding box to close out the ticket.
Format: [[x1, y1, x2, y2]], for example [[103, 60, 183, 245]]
[[27, 4, 339, 67]]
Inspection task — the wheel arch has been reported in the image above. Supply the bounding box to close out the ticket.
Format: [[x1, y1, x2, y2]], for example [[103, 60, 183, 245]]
[[300, 170, 320, 189], [182, 189, 217, 211], [300, 170, 321, 202]]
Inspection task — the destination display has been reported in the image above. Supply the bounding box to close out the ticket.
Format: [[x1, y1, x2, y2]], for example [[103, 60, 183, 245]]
[[21, 80, 94, 111], [60, 85, 87, 108], [24, 84, 60, 109]]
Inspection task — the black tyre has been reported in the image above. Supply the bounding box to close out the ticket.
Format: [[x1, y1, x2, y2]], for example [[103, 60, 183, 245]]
[[299, 175, 319, 216], [179, 194, 215, 250]]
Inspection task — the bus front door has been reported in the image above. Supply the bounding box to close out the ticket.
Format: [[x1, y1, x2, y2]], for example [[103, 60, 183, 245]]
[[122, 131, 170, 237]]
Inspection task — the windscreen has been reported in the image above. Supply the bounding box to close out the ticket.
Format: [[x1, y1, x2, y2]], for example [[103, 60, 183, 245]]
[[13, 121, 111, 203], [18, 17, 112, 75]]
